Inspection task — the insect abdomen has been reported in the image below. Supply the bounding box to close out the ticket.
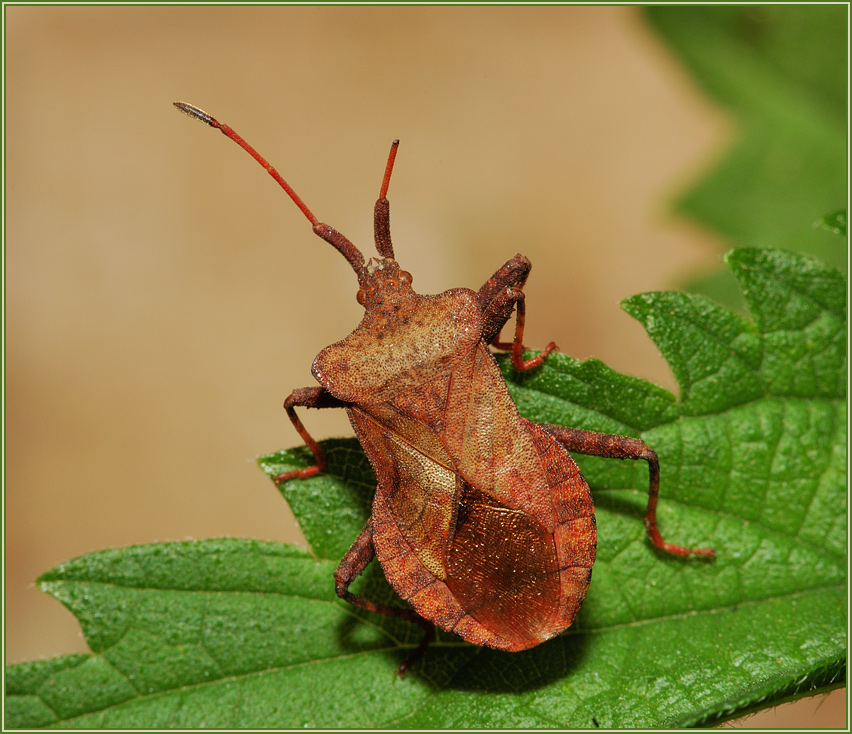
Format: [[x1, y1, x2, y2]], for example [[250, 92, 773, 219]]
[[353, 342, 596, 649]]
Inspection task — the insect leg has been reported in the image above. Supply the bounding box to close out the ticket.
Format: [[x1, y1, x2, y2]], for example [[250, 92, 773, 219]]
[[500, 293, 558, 371], [477, 253, 532, 315], [335, 522, 435, 676], [541, 424, 715, 558], [477, 254, 557, 371], [274, 387, 347, 484]]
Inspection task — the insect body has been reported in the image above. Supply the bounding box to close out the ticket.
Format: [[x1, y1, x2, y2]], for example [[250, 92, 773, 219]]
[[175, 102, 714, 671]]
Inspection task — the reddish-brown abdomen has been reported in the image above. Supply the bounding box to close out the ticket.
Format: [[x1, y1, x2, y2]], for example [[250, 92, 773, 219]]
[[350, 339, 596, 650]]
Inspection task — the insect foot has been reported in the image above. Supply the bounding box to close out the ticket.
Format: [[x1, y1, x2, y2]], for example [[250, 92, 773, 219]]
[[176, 102, 715, 675]]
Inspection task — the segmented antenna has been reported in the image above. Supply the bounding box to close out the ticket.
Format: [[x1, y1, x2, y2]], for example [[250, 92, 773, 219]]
[[373, 140, 400, 259], [379, 140, 399, 202], [174, 101, 365, 272]]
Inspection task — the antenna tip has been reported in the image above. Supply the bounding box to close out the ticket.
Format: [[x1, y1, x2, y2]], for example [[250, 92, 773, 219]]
[[174, 101, 216, 127]]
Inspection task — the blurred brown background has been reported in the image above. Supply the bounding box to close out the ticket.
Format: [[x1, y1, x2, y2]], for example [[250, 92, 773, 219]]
[[4, 6, 844, 726]]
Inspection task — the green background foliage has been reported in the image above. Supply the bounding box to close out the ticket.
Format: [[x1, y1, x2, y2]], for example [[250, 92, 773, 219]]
[[6, 248, 845, 728], [643, 5, 846, 309]]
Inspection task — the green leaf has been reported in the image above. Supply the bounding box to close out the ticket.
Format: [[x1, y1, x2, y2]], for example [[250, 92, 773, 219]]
[[818, 209, 847, 238], [643, 7, 847, 300], [6, 248, 845, 728]]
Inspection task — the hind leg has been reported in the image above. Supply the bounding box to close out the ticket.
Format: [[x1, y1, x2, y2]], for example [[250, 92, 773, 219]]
[[335, 522, 435, 676]]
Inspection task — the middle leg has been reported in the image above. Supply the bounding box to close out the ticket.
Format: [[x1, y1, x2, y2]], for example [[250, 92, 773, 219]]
[[542, 424, 715, 558]]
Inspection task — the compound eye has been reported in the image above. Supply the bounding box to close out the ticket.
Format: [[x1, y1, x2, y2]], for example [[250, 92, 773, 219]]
[[399, 270, 413, 286], [356, 289, 367, 306]]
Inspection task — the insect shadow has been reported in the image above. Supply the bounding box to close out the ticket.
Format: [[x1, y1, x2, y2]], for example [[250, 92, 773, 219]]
[[332, 559, 591, 691]]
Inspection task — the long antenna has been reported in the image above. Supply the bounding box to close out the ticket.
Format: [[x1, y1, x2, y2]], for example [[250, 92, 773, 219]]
[[373, 140, 399, 259], [174, 102, 365, 272]]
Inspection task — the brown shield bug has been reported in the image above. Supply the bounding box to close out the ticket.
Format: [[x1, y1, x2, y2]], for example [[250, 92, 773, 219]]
[[175, 102, 715, 673]]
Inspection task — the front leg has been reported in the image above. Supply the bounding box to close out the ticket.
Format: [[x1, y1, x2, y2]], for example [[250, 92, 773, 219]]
[[478, 253, 557, 371], [477, 252, 531, 317], [274, 386, 347, 484], [542, 424, 715, 558]]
